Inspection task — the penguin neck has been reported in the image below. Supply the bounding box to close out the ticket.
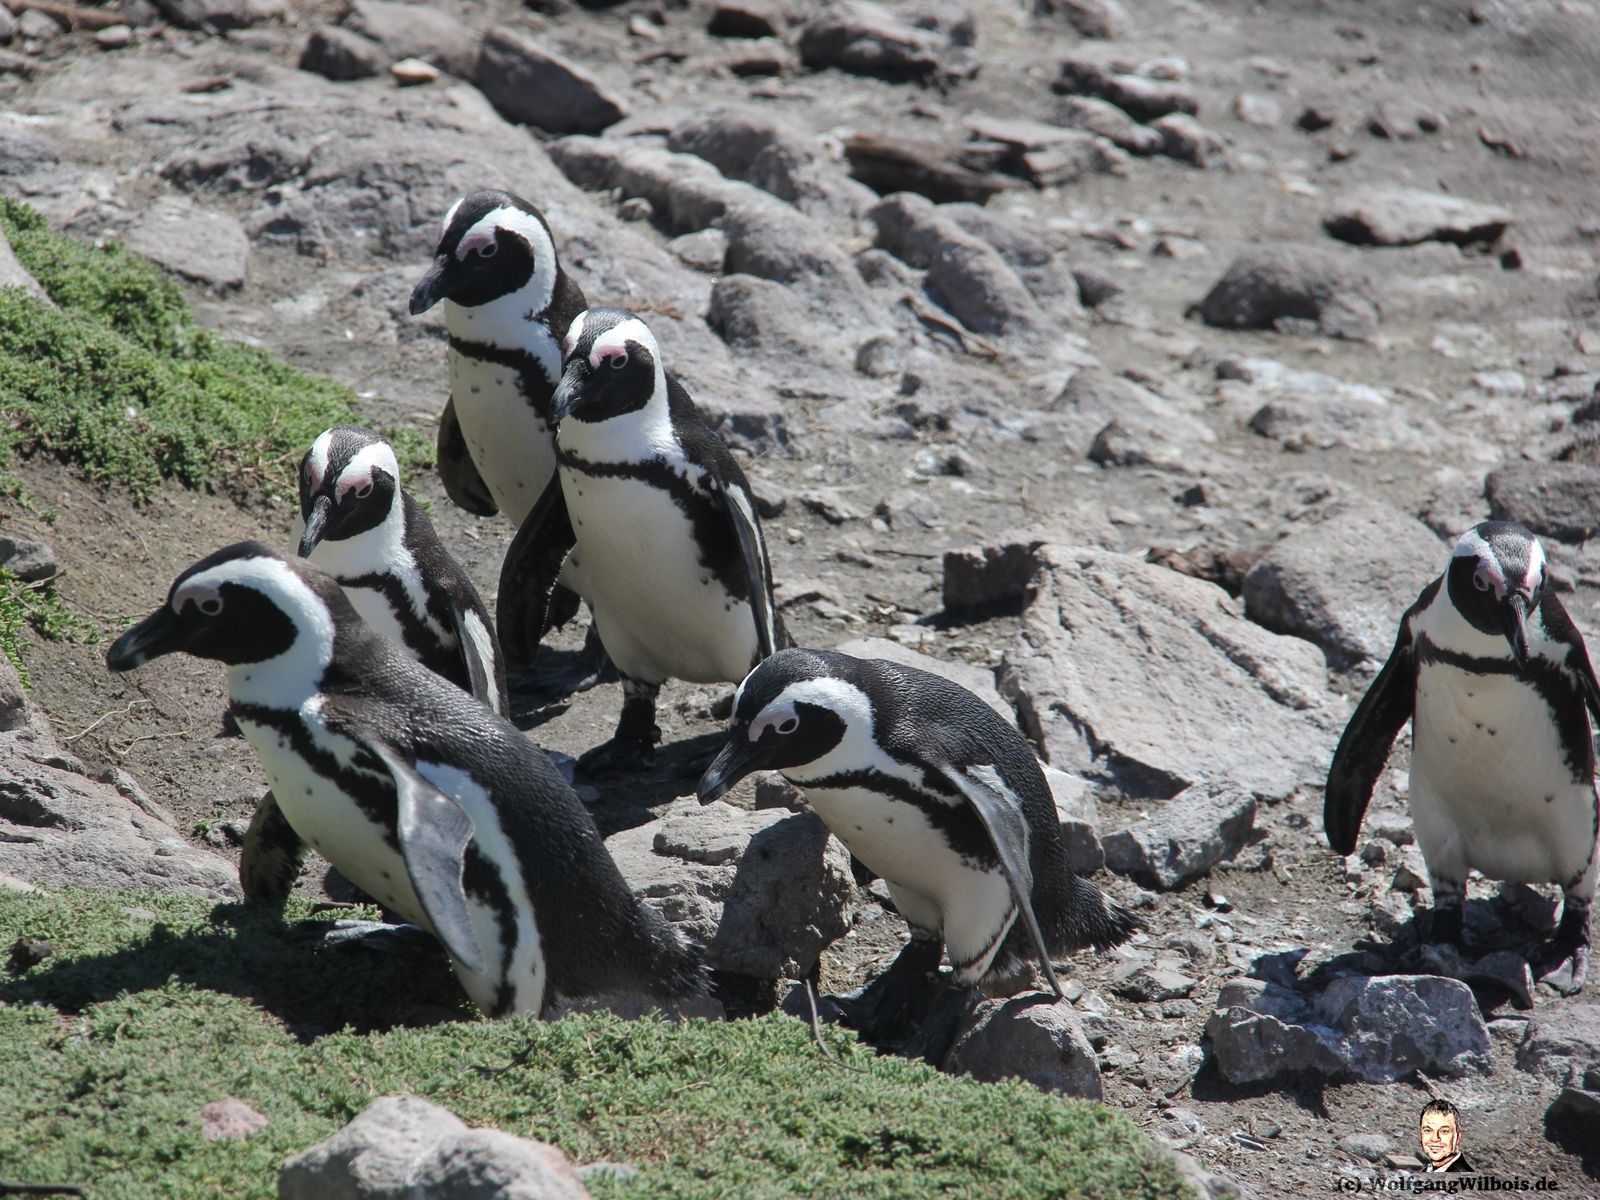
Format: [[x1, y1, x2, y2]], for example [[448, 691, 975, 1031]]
[[308, 497, 411, 583], [1420, 589, 1534, 663], [227, 599, 337, 713], [558, 371, 677, 464], [443, 279, 562, 384]]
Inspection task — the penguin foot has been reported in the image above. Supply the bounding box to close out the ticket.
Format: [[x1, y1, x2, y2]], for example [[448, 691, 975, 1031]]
[[576, 734, 659, 779], [1428, 903, 1464, 948], [899, 981, 980, 1066], [836, 936, 943, 1045], [291, 919, 437, 956], [1536, 905, 1591, 995]]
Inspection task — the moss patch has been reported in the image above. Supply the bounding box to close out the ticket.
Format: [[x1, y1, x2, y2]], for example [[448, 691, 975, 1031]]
[[0, 566, 97, 687], [0, 198, 357, 497], [0, 889, 1192, 1200]]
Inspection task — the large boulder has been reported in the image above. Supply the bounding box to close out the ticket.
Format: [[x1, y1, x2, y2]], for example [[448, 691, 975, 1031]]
[[604, 799, 857, 980], [943, 994, 1103, 1098], [999, 546, 1340, 800], [279, 1095, 592, 1199], [0, 656, 239, 899]]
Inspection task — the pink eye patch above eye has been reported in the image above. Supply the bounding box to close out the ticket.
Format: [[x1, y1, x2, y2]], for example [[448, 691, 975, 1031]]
[[457, 230, 496, 259]]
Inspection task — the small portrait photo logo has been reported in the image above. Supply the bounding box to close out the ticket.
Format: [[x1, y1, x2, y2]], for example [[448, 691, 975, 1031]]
[[1330, 1097, 1569, 1194]]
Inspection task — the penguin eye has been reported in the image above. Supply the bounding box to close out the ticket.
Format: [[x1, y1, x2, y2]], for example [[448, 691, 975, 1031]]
[[777, 717, 799, 735], [476, 241, 497, 258], [1473, 571, 1490, 592], [609, 352, 629, 370], [355, 481, 374, 499], [198, 597, 223, 617]]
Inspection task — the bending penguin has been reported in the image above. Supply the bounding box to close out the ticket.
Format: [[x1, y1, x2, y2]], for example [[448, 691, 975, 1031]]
[[498, 307, 787, 775], [107, 542, 707, 1017], [699, 648, 1138, 1045], [1326, 521, 1597, 993], [408, 188, 597, 679]]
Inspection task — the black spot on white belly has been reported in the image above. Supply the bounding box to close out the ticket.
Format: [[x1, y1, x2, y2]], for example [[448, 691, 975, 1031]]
[[1546, 795, 1555, 803]]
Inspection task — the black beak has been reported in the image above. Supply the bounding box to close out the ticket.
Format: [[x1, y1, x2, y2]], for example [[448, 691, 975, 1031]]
[[549, 361, 586, 427], [1501, 593, 1531, 666], [697, 726, 772, 805], [298, 495, 333, 559], [409, 255, 453, 315], [106, 606, 184, 672]]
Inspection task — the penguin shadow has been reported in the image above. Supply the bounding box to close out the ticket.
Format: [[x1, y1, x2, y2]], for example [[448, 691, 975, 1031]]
[[563, 730, 732, 840], [0, 902, 473, 1042], [1300, 884, 1562, 1015], [1543, 1098, 1600, 1176]]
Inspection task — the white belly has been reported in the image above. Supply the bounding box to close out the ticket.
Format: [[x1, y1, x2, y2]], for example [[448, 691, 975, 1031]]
[[238, 713, 426, 926], [1411, 663, 1597, 886], [562, 467, 758, 684], [804, 782, 1015, 977], [449, 350, 556, 527]]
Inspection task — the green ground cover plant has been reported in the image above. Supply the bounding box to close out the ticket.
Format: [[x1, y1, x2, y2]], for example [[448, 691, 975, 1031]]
[[0, 889, 1193, 1200]]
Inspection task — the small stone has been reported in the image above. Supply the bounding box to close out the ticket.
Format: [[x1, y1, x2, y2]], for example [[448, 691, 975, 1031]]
[[1054, 56, 1199, 122], [1297, 104, 1337, 131], [1197, 247, 1379, 340], [6, 936, 50, 973], [475, 28, 629, 136], [1152, 113, 1229, 169], [298, 25, 388, 81], [617, 196, 654, 223], [1101, 783, 1256, 890], [201, 1098, 269, 1142], [1324, 185, 1511, 249], [1032, 0, 1128, 38], [1112, 961, 1196, 1001], [667, 229, 727, 272], [389, 57, 439, 86], [16, 8, 60, 38], [94, 23, 134, 48], [1391, 845, 1429, 892], [708, 0, 783, 39], [0, 537, 57, 584], [1336, 1132, 1391, 1161], [1233, 93, 1281, 127], [943, 994, 1103, 1098]]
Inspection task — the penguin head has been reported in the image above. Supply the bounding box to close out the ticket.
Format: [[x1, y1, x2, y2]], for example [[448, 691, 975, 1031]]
[[698, 649, 871, 803], [1446, 521, 1547, 664], [107, 543, 345, 671], [550, 308, 665, 427], [409, 189, 559, 315], [297, 426, 400, 559]]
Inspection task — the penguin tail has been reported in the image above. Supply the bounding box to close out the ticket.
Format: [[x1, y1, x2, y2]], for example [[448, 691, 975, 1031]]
[[1052, 874, 1142, 955]]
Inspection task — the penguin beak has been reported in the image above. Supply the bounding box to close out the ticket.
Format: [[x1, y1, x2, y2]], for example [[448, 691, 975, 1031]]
[[106, 605, 184, 672], [298, 495, 334, 559], [549, 362, 586, 427], [698, 726, 771, 805], [1501, 593, 1531, 666], [409, 255, 453, 315]]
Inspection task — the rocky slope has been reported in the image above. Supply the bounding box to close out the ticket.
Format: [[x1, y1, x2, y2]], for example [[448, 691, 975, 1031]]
[[3, 0, 1600, 1193]]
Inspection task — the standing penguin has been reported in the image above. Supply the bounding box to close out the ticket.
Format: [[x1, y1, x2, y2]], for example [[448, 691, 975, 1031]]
[[107, 543, 707, 1017], [408, 189, 595, 671], [499, 307, 787, 774], [296, 425, 507, 716], [1326, 521, 1597, 993], [698, 648, 1138, 1043]]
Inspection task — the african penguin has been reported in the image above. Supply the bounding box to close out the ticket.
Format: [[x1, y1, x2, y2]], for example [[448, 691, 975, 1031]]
[[1327, 521, 1598, 994], [498, 307, 788, 775], [295, 425, 507, 717], [408, 188, 587, 526], [698, 647, 1138, 1043], [106, 542, 707, 1018]]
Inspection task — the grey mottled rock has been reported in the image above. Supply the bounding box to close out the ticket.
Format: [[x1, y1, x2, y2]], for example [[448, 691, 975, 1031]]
[[1207, 975, 1492, 1084], [153, 0, 283, 31], [1548, 1088, 1600, 1139], [0, 536, 57, 583], [341, 0, 478, 76], [1050, 366, 1214, 458], [300, 25, 389, 81], [1241, 500, 1442, 668], [798, 1, 970, 85], [1485, 462, 1600, 544], [200, 1098, 269, 1142], [1152, 113, 1229, 168], [943, 994, 1103, 1098], [1053, 56, 1199, 122], [962, 115, 1127, 188], [1323, 185, 1511, 249], [122, 198, 248, 289], [0, 656, 239, 899], [1336, 1132, 1392, 1162], [943, 530, 1051, 614], [1053, 96, 1164, 156], [1045, 766, 1103, 875], [667, 107, 869, 219], [708, 0, 783, 39], [605, 798, 855, 979], [999, 546, 1339, 799], [1221, 355, 1425, 455], [474, 29, 628, 136], [1197, 248, 1380, 340], [278, 1095, 592, 1200], [1515, 1004, 1600, 1086], [0, 224, 49, 303], [1101, 783, 1256, 889], [1032, 0, 1128, 39], [706, 274, 849, 375]]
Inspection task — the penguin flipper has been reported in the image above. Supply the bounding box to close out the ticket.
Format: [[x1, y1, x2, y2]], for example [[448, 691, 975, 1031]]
[[938, 762, 1065, 1000], [446, 592, 508, 717], [496, 474, 576, 664], [437, 397, 498, 517], [715, 476, 780, 661], [366, 742, 487, 976], [1325, 602, 1422, 857]]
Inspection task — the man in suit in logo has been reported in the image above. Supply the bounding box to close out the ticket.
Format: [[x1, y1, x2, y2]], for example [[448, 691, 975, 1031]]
[[1419, 1099, 1473, 1173]]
